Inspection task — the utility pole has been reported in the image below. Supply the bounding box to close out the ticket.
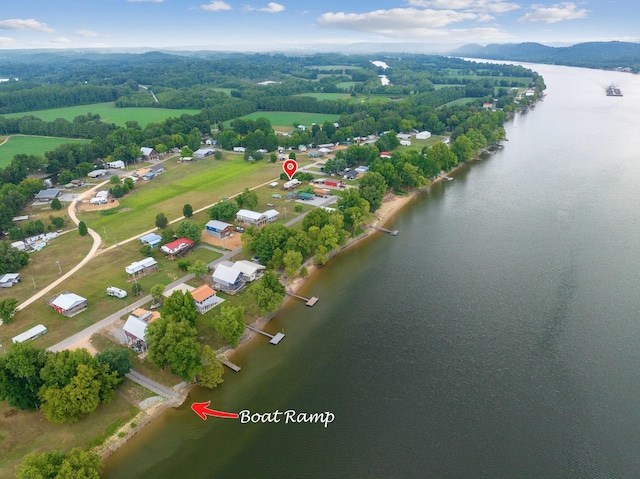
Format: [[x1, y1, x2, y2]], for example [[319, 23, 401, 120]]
[[56, 259, 62, 276]]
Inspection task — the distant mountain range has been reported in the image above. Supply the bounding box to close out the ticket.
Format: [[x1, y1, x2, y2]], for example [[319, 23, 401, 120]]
[[450, 41, 640, 72]]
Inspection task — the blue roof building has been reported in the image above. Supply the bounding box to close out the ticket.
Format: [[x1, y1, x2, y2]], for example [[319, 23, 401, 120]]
[[140, 233, 162, 248]]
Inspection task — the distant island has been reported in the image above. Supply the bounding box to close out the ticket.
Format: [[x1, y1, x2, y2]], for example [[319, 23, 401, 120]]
[[451, 41, 640, 73]]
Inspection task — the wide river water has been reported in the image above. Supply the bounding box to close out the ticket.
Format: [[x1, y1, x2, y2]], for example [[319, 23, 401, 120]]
[[104, 63, 640, 478]]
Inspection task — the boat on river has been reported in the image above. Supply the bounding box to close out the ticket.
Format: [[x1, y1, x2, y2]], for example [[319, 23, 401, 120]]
[[606, 84, 623, 96]]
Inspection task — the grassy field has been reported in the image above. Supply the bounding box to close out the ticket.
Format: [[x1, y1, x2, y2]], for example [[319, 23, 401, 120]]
[[440, 97, 477, 107], [0, 395, 137, 479], [2, 102, 201, 127], [0, 135, 90, 167], [223, 111, 340, 129], [336, 81, 357, 90], [433, 84, 466, 90], [397, 135, 445, 152]]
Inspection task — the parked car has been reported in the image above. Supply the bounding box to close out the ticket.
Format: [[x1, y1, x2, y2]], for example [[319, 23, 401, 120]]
[[235, 226, 245, 233]]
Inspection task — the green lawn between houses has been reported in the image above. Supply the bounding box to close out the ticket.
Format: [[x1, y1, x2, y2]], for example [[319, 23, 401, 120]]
[[0, 135, 90, 168], [2, 102, 201, 127]]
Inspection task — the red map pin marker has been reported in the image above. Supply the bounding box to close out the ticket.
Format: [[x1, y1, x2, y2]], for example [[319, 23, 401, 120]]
[[283, 159, 298, 180]]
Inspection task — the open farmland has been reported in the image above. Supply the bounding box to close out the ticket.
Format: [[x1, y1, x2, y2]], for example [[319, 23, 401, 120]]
[[2, 102, 200, 127], [295, 93, 350, 101], [223, 111, 340, 130], [0, 135, 90, 167]]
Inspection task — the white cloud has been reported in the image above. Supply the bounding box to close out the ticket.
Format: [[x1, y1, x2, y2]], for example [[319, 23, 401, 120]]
[[0, 36, 17, 47], [408, 0, 520, 14], [519, 2, 588, 23], [0, 19, 54, 33], [259, 2, 285, 13], [50, 36, 71, 44], [318, 8, 479, 32], [74, 29, 102, 38], [201, 1, 232, 11]]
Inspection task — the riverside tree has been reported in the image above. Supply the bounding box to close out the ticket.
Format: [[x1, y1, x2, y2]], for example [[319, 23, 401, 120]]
[[0, 342, 48, 410], [146, 317, 201, 381], [16, 447, 102, 479], [198, 345, 224, 389], [358, 172, 387, 212], [251, 271, 285, 314], [213, 305, 246, 348]]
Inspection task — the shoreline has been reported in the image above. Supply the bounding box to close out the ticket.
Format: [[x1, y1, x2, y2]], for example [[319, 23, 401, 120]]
[[98, 160, 471, 460]]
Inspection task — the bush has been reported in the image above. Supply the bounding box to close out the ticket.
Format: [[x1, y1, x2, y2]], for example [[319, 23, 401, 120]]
[[50, 197, 62, 210], [177, 259, 191, 271], [78, 221, 88, 236], [51, 217, 65, 228], [294, 204, 303, 213]]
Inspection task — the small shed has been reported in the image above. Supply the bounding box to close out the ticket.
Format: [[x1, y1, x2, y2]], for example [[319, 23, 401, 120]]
[[416, 131, 432, 140], [205, 220, 233, 239], [0, 273, 20, 288], [140, 233, 162, 248], [125, 257, 158, 276]]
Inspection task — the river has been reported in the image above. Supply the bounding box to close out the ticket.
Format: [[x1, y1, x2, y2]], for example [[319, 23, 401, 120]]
[[104, 63, 640, 478]]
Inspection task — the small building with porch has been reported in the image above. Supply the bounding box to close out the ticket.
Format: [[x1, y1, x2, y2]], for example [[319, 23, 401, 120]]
[[161, 238, 194, 258], [191, 284, 223, 314], [0, 273, 20, 288], [122, 315, 148, 350], [140, 233, 162, 248], [236, 209, 267, 228], [49, 292, 88, 317], [125, 257, 158, 277], [212, 264, 245, 293]]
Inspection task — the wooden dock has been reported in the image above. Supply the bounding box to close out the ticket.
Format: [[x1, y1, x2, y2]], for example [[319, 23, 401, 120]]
[[286, 291, 319, 306], [369, 225, 399, 236], [219, 357, 241, 372], [246, 325, 285, 345], [439, 173, 454, 181]]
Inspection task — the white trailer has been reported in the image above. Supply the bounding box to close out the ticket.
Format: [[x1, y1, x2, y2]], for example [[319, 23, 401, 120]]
[[106, 286, 127, 298], [12, 324, 48, 344]]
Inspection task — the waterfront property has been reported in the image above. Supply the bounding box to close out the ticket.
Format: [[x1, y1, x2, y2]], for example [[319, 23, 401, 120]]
[[232, 260, 266, 282], [190, 284, 223, 314], [49, 292, 88, 316], [212, 264, 245, 293], [122, 315, 149, 350]]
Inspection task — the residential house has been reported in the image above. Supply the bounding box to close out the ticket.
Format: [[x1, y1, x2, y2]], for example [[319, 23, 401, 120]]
[[343, 170, 359, 180], [232, 260, 265, 282], [34, 189, 61, 202], [416, 131, 432, 140], [212, 264, 245, 293], [194, 148, 216, 158], [205, 220, 233, 239], [49, 293, 88, 317], [0, 273, 20, 288], [191, 284, 223, 314], [161, 237, 194, 258], [236, 209, 267, 227], [263, 209, 280, 223], [122, 315, 148, 350], [125, 257, 158, 277], [140, 233, 162, 248], [140, 147, 159, 161]]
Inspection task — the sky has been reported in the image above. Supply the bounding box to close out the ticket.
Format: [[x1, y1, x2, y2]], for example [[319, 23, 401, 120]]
[[0, 0, 637, 52]]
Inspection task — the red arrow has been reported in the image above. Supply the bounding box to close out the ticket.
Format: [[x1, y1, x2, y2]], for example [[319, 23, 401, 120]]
[[191, 401, 239, 421]]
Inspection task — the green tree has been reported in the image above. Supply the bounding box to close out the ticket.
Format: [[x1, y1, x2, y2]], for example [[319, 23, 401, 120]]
[[251, 271, 285, 314], [155, 212, 168, 229], [16, 448, 102, 479], [51, 216, 65, 228], [150, 283, 166, 305], [131, 280, 142, 296], [358, 172, 387, 212], [235, 188, 258, 210], [288, 152, 296, 160], [50, 197, 62, 210], [176, 220, 202, 243], [146, 317, 201, 380], [8, 226, 23, 240], [109, 174, 120, 185], [213, 150, 223, 160], [0, 342, 48, 410], [183, 203, 193, 218], [450, 134, 473, 164], [160, 227, 175, 245], [213, 305, 246, 348], [123, 177, 135, 190], [181, 146, 194, 158], [314, 244, 328, 265], [0, 298, 19, 324], [78, 221, 88, 236], [96, 347, 131, 379], [198, 345, 224, 389], [283, 250, 303, 279], [162, 290, 198, 325], [187, 259, 209, 280], [208, 201, 238, 222]]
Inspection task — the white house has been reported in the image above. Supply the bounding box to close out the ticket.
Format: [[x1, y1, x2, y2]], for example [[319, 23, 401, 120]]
[[190, 284, 224, 314], [236, 209, 267, 227], [416, 131, 432, 140], [125, 257, 158, 276], [232, 260, 265, 282], [123, 315, 148, 349], [160, 238, 194, 257], [194, 148, 216, 158], [263, 209, 280, 223]]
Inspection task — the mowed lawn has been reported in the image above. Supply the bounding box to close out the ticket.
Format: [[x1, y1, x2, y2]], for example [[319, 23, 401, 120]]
[[295, 93, 350, 101], [223, 111, 340, 129], [79, 155, 287, 244], [0, 135, 90, 168], [2, 102, 201, 127]]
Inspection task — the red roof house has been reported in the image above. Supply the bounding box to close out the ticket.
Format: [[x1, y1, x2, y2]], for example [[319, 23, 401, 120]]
[[161, 238, 194, 258]]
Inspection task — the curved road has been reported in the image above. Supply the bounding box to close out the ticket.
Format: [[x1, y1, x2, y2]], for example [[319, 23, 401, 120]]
[[16, 181, 107, 312]]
